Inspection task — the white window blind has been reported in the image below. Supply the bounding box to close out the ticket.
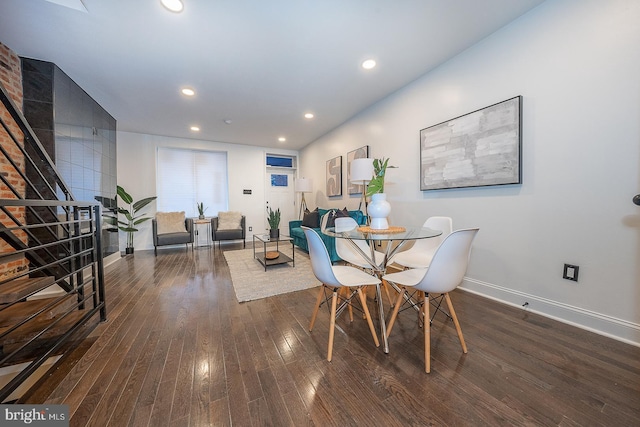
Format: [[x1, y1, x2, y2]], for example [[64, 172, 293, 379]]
[[156, 147, 228, 217]]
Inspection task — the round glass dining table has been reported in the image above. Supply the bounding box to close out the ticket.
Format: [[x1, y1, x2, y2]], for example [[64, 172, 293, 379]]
[[322, 225, 442, 353]]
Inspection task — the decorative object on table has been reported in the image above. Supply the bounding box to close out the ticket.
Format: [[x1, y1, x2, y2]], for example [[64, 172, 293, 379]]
[[347, 145, 369, 195], [357, 225, 406, 234], [265, 251, 280, 260], [350, 157, 374, 217], [326, 155, 342, 197], [103, 185, 157, 255], [267, 207, 281, 238], [420, 96, 522, 191], [365, 157, 397, 230], [296, 177, 313, 219], [196, 202, 207, 219]]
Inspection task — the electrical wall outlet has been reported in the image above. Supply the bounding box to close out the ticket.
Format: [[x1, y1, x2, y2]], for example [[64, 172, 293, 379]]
[[563, 264, 579, 281]]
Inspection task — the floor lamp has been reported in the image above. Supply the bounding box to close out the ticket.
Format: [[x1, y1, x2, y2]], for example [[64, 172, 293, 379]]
[[350, 158, 374, 219], [296, 178, 313, 219]]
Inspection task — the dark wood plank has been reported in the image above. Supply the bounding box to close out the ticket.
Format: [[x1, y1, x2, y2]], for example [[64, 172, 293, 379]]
[[18, 245, 640, 426]]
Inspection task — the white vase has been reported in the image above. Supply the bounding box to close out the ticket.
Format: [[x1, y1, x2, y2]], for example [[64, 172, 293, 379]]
[[368, 193, 391, 230]]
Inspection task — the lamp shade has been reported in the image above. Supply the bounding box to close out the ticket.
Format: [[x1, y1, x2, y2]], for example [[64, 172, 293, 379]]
[[350, 158, 374, 182], [296, 178, 313, 193]]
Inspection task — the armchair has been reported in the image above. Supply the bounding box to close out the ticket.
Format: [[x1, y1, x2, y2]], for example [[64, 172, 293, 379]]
[[152, 212, 195, 255], [212, 212, 246, 251]]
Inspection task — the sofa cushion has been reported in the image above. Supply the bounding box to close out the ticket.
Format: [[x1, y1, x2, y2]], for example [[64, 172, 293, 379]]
[[156, 211, 187, 234], [218, 211, 243, 230], [301, 208, 319, 228]]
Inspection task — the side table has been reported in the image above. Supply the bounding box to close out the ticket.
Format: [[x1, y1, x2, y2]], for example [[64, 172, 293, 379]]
[[193, 218, 212, 247], [252, 234, 295, 271]]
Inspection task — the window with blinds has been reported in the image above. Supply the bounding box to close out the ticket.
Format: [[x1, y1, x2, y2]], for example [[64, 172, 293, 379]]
[[156, 147, 228, 217]]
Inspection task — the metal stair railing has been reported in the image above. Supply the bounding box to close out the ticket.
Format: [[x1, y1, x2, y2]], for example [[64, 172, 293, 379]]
[[0, 79, 107, 402]]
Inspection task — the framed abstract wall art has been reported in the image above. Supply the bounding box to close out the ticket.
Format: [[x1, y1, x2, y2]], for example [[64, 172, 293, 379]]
[[326, 155, 342, 197], [420, 96, 522, 191], [347, 145, 369, 195]]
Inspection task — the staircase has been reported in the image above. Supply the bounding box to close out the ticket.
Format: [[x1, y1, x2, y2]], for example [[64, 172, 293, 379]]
[[0, 81, 107, 402]]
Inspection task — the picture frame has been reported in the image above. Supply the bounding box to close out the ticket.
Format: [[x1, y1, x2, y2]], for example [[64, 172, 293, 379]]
[[420, 96, 522, 191], [326, 155, 342, 197], [347, 145, 369, 195]]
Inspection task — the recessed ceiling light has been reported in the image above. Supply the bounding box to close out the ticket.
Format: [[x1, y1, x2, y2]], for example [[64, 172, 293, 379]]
[[362, 59, 376, 70], [161, 0, 183, 13], [181, 87, 195, 96], [278, 137, 286, 142], [223, 119, 232, 125], [304, 113, 314, 119], [190, 126, 200, 131]]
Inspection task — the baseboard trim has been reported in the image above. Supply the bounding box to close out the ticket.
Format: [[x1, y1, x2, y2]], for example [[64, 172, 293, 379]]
[[460, 277, 640, 347]]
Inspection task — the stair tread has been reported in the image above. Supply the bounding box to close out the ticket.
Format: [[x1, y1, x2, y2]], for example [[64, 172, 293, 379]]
[[0, 309, 87, 347], [0, 277, 55, 304], [0, 296, 76, 328]]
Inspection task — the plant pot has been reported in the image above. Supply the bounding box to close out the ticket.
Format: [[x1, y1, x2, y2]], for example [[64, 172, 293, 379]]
[[269, 228, 280, 239], [125, 247, 134, 255], [368, 193, 391, 230], [198, 214, 205, 220]]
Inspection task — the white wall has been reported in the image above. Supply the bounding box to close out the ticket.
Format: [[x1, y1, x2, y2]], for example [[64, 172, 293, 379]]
[[300, 0, 640, 344], [117, 131, 298, 251]]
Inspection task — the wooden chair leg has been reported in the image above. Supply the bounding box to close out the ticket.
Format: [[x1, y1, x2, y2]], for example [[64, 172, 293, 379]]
[[327, 290, 338, 362], [357, 288, 380, 347], [385, 285, 405, 338], [444, 293, 467, 353], [424, 291, 431, 373], [309, 285, 325, 331]]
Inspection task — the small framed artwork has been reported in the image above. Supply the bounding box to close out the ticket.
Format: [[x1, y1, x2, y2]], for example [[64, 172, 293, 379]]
[[420, 96, 522, 191], [347, 145, 369, 195], [326, 155, 342, 197]]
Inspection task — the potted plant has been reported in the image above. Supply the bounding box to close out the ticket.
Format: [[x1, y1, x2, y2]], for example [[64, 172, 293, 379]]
[[365, 157, 396, 197], [197, 202, 207, 219], [267, 207, 281, 239], [103, 185, 157, 254], [365, 157, 396, 230]]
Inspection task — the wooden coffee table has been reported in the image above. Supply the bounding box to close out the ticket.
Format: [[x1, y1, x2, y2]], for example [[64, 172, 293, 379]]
[[252, 234, 295, 271]]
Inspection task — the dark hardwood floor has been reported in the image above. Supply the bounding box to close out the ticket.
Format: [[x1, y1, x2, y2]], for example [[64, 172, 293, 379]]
[[21, 244, 640, 426]]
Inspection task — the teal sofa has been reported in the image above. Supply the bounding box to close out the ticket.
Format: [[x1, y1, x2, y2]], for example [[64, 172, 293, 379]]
[[289, 208, 366, 263]]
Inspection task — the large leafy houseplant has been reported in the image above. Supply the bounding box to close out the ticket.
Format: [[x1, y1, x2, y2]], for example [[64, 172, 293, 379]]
[[103, 185, 157, 254], [365, 157, 397, 197]]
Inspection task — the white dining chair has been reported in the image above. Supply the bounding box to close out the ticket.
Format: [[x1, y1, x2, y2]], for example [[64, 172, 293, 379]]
[[303, 226, 381, 361], [390, 216, 452, 269], [334, 217, 395, 307], [382, 228, 479, 373], [334, 217, 385, 269]]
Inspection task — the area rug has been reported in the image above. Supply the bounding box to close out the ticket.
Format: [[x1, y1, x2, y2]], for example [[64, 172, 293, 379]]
[[223, 247, 319, 302]]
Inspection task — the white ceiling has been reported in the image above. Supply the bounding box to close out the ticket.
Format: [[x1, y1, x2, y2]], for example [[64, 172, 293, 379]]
[[0, 0, 545, 150]]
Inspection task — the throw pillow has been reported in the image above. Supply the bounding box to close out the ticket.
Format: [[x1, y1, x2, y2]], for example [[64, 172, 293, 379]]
[[217, 211, 243, 230], [336, 207, 350, 219], [301, 208, 319, 228], [324, 208, 349, 228], [156, 211, 187, 234]]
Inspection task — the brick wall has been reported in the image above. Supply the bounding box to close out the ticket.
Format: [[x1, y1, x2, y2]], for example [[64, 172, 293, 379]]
[[0, 41, 28, 279]]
